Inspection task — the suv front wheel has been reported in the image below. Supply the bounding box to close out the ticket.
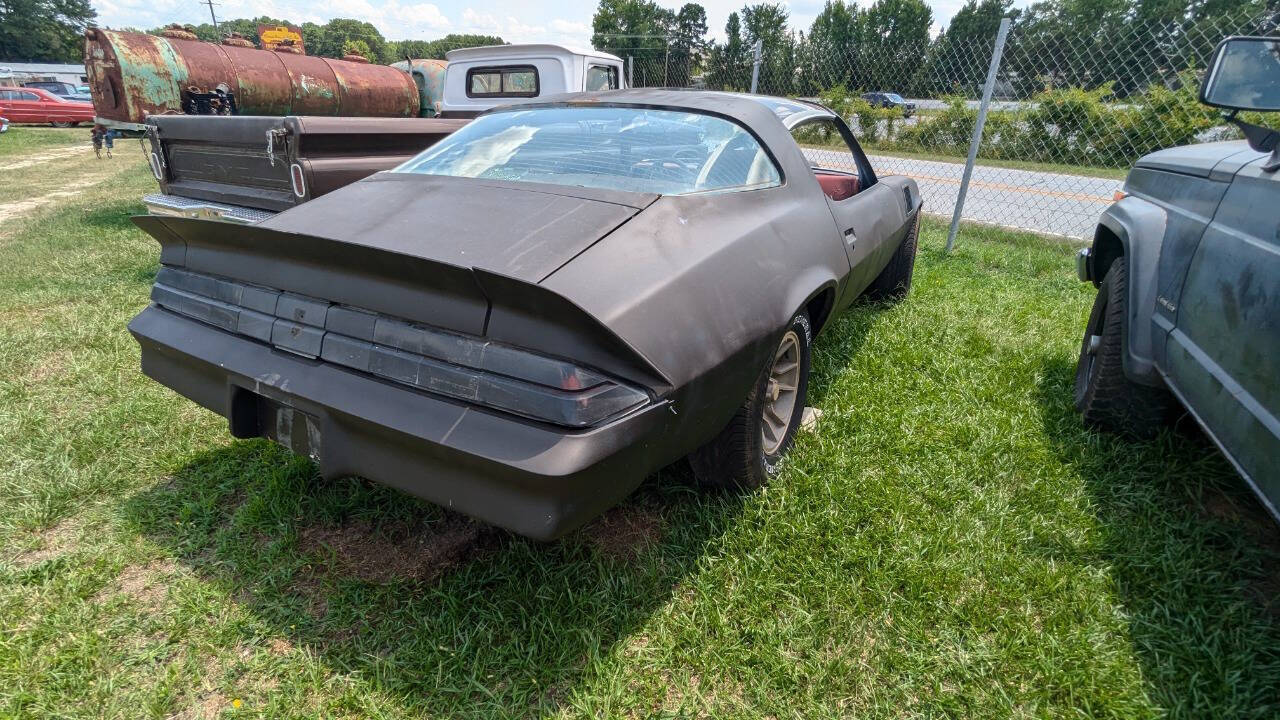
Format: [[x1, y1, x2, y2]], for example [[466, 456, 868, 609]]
[[1074, 258, 1172, 437]]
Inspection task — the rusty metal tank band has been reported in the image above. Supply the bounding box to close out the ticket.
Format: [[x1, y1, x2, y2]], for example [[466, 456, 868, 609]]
[[85, 29, 418, 125]]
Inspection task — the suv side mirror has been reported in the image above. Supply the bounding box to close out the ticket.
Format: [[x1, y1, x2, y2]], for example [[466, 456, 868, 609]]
[[1200, 36, 1280, 112]]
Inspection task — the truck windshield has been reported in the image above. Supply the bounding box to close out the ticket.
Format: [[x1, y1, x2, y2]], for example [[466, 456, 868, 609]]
[[395, 107, 780, 195]]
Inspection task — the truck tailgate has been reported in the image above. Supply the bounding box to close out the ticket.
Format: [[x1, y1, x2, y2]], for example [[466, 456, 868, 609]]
[[147, 115, 467, 213]]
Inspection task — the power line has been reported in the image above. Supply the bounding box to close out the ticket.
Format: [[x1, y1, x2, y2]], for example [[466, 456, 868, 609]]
[[198, 0, 221, 34]]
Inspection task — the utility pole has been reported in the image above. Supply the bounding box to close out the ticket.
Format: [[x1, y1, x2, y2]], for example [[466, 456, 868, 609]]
[[199, 0, 221, 34]]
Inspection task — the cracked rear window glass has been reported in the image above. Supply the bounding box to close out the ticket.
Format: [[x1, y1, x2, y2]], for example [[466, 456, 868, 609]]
[[395, 106, 780, 195]]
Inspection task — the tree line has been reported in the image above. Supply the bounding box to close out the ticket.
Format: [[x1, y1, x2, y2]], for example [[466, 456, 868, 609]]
[[594, 0, 1279, 98], [136, 17, 503, 66], [0, 3, 503, 65]]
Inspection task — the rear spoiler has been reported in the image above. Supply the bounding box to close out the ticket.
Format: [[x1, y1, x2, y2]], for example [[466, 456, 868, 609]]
[[133, 215, 672, 393]]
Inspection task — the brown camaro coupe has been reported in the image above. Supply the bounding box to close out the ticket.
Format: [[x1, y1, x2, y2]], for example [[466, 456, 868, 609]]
[[130, 90, 922, 539]]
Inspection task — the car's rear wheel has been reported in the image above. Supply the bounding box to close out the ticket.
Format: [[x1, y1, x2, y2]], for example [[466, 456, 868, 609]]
[[864, 213, 919, 302], [690, 311, 812, 489], [50, 121, 74, 128], [1074, 258, 1172, 437]]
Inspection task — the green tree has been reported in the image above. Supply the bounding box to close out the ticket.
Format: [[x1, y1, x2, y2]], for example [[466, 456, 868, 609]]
[[705, 11, 751, 90], [310, 18, 388, 62], [592, 0, 675, 84], [415, 33, 506, 60], [741, 3, 796, 94], [857, 0, 933, 92], [0, 0, 97, 62], [803, 1, 859, 91], [669, 4, 709, 86], [926, 0, 1015, 95]]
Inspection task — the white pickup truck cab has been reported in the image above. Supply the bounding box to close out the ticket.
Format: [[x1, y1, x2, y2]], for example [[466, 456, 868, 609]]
[[438, 44, 626, 117]]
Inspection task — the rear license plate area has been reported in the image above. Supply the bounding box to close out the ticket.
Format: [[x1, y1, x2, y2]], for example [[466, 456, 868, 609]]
[[231, 389, 322, 461]]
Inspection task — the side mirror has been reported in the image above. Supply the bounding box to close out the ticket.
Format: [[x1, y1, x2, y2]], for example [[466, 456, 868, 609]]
[[1200, 36, 1280, 112]]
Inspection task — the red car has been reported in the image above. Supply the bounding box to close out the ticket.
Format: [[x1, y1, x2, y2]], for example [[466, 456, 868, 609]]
[[0, 86, 95, 127]]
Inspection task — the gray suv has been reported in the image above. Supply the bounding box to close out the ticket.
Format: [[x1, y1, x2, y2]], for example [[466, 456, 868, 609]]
[[1074, 36, 1279, 517]]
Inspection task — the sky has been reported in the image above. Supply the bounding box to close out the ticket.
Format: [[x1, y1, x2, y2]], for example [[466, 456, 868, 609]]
[[90, 0, 1003, 48]]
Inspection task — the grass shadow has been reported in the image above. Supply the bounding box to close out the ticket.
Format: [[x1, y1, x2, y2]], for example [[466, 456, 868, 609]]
[[1034, 355, 1280, 715], [122, 438, 750, 714]]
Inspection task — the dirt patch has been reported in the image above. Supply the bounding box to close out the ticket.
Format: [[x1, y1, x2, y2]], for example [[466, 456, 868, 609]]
[[94, 559, 178, 611], [0, 145, 86, 172], [11, 517, 82, 569], [0, 176, 104, 228], [24, 348, 71, 384], [584, 504, 664, 559], [298, 515, 492, 584], [266, 637, 294, 656]]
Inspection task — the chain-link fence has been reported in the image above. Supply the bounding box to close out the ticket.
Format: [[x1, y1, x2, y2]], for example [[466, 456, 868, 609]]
[[608, 7, 1278, 239]]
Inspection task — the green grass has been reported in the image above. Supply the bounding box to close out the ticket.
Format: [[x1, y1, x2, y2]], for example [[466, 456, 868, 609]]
[[0, 125, 86, 159], [1, 145, 1277, 718]]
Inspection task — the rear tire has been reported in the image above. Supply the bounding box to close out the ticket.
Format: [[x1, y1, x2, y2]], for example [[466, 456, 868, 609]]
[[864, 213, 920, 302], [1074, 259, 1172, 437], [50, 121, 73, 128], [690, 311, 812, 489]]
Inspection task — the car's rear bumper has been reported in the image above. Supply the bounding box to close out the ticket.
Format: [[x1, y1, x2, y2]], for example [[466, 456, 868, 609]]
[[129, 305, 676, 540]]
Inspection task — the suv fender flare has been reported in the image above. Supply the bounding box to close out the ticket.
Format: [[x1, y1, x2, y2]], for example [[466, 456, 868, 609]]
[[1087, 196, 1167, 386]]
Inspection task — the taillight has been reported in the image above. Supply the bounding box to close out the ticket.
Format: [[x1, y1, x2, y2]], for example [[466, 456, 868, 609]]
[[151, 267, 650, 427], [290, 163, 306, 198]]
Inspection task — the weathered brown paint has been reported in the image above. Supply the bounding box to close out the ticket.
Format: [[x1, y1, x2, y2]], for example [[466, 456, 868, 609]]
[[85, 29, 418, 124]]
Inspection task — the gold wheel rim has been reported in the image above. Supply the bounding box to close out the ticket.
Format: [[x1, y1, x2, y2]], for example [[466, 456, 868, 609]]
[[762, 330, 801, 455]]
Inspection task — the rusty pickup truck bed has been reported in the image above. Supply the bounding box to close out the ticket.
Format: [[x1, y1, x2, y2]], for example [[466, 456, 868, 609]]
[[144, 115, 466, 219]]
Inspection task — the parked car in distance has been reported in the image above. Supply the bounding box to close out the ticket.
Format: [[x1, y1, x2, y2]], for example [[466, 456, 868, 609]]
[[22, 80, 93, 102], [129, 90, 922, 540], [1074, 36, 1280, 517], [861, 92, 916, 117], [0, 86, 94, 126]]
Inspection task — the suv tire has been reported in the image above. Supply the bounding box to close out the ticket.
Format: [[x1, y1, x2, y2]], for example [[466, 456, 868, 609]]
[[1074, 259, 1172, 437]]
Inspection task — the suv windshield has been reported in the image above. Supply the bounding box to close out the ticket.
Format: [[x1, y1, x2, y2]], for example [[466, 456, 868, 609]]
[[395, 106, 780, 195], [885, 93, 904, 102]]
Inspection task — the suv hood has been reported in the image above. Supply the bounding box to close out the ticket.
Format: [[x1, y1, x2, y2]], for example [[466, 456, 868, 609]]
[[260, 173, 658, 284], [1134, 140, 1262, 179]]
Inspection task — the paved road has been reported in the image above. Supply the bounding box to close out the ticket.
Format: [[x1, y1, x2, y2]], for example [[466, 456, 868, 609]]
[[804, 147, 1121, 238]]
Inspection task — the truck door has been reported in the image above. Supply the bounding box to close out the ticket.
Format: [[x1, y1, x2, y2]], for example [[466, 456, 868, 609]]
[[1165, 155, 1280, 502]]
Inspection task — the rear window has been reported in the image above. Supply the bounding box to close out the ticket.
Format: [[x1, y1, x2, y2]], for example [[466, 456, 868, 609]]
[[585, 65, 619, 91], [395, 106, 781, 196], [467, 66, 538, 98]]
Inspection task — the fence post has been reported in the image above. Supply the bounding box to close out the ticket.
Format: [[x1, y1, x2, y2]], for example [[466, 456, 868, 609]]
[[945, 16, 1012, 253], [627, 56, 633, 88], [750, 39, 763, 94]]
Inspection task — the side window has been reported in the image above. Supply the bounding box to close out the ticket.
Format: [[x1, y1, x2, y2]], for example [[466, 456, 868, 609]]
[[0, 91, 11, 100], [19, 92, 39, 101], [466, 66, 539, 98], [585, 65, 619, 91], [790, 118, 867, 200]]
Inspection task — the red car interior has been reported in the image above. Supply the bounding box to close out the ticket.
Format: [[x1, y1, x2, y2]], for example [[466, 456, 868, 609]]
[[814, 171, 860, 201]]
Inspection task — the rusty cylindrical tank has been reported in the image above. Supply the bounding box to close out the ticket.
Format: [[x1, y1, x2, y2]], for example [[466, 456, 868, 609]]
[[84, 29, 419, 126], [390, 59, 447, 117]]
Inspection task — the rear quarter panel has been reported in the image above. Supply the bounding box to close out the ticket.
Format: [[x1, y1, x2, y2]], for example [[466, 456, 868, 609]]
[[541, 182, 850, 448]]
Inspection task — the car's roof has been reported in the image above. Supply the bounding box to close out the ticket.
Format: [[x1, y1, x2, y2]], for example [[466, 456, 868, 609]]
[[488, 89, 836, 130]]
